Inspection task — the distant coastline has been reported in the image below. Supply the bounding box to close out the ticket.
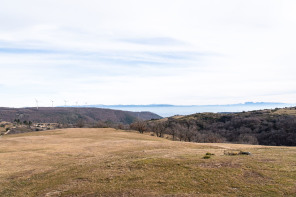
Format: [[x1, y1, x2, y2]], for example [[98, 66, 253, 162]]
[[66, 102, 296, 117]]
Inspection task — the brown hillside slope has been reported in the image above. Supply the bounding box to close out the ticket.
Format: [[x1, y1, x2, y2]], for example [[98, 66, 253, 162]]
[[0, 107, 161, 124], [0, 128, 295, 196]]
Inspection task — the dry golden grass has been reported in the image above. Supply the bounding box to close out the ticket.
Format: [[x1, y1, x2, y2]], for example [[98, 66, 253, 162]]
[[0, 128, 295, 196], [272, 108, 296, 116]]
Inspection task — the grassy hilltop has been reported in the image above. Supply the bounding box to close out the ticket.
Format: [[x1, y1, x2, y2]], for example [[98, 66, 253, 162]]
[[0, 128, 295, 196], [138, 107, 296, 146]]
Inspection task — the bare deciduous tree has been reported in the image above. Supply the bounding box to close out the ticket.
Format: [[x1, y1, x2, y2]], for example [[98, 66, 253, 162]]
[[130, 121, 147, 134]]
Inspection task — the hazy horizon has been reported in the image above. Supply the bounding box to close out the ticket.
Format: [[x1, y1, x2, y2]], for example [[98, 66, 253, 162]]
[[1, 0, 295, 107], [1, 101, 295, 109], [2, 102, 295, 118]]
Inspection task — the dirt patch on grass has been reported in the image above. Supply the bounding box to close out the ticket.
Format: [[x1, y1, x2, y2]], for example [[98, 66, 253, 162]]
[[198, 161, 241, 169]]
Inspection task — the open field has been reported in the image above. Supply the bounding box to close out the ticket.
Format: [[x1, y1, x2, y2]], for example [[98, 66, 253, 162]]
[[0, 128, 295, 196], [273, 107, 296, 116]]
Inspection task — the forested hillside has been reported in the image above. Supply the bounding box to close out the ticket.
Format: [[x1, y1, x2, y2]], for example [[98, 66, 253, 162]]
[[132, 107, 296, 146], [0, 107, 161, 125]]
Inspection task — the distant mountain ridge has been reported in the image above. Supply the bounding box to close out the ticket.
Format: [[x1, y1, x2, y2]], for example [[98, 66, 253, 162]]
[[72, 102, 291, 108]]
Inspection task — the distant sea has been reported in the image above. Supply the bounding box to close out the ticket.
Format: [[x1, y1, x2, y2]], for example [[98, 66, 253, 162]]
[[84, 102, 296, 117]]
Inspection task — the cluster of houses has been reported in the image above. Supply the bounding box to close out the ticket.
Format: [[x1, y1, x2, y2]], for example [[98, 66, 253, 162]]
[[0, 121, 60, 135]]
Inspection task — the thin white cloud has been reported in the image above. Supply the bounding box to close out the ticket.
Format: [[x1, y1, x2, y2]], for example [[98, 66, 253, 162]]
[[0, 0, 296, 107]]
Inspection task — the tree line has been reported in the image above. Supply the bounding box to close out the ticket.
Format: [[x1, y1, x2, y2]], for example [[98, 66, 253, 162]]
[[130, 109, 296, 146]]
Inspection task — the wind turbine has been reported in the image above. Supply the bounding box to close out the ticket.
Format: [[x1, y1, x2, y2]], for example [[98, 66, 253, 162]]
[[64, 100, 68, 106], [75, 101, 78, 107], [51, 100, 54, 107], [35, 99, 39, 110]]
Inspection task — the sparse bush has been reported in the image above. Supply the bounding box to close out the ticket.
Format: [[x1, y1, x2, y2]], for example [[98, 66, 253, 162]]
[[130, 121, 147, 134], [96, 121, 108, 128], [76, 119, 85, 128], [238, 134, 259, 145], [203, 152, 215, 159], [117, 124, 124, 130]]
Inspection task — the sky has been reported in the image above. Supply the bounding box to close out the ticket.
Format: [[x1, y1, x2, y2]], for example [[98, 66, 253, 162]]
[[0, 0, 296, 107]]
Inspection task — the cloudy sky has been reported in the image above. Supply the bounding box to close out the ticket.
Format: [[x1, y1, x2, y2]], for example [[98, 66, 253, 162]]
[[0, 0, 295, 107]]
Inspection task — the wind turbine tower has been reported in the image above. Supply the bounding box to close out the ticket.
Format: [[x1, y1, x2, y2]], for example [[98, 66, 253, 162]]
[[64, 100, 68, 107], [51, 100, 54, 108], [35, 99, 39, 110]]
